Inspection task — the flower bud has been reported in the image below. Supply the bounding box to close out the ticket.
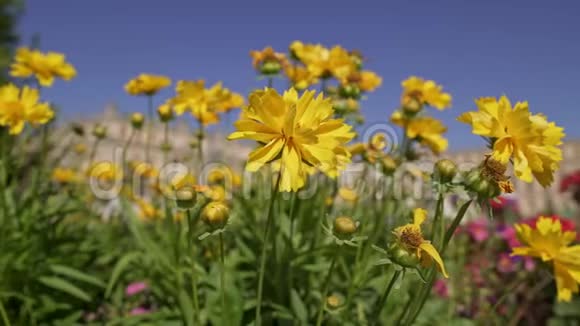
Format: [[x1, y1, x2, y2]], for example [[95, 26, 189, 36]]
[[71, 123, 85, 136], [333, 216, 358, 237], [175, 187, 197, 210], [388, 243, 419, 268], [161, 142, 172, 153], [130, 112, 145, 129], [434, 159, 457, 183], [402, 96, 422, 113], [201, 201, 230, 229], [157, 103, 174, 122], [189, 138, 199, 149], [92, 124, 107, 139], [260, 61, 282, 75], [463, 168, 481, 189], [339, 84, 361, 99], [326, 294, 342, 309], [354, 115, 365, 125], [381, 156, 398, 175]]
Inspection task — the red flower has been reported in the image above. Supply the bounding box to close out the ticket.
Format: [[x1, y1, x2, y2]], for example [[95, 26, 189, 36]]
[[560, 170, 580, 192]]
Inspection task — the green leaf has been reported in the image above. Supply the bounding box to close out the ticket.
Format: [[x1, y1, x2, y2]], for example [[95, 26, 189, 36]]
[[177, 290, 195, 326], [105, 251, 140, 298], [50, 264, 106, 288], [290, 289, 308, 323], [37, 276, 91, 302]]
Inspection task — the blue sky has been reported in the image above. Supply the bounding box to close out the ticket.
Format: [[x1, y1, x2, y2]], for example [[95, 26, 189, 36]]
[[19, 0, 580, 151]]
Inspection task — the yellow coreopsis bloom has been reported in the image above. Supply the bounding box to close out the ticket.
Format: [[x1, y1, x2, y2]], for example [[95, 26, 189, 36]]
[[250, 46, 289, 73], [401, 76, 452, 110], [0, 84, 54, 135], [458, 96, 564, 186], [125, 74, 171, 96], [338, 187, 358, 203], [407, 117, 448, 154], [511, 217, 580, 302], [284, 64, 318, 90], [135, 198, 161, 221], [290, 41, 356, 79], [10, 47, 77, 87], [393, 208, 449, 277], [228, 88, 355, 192], [341, 70, 382, 92], [52, 167, 81, 184]]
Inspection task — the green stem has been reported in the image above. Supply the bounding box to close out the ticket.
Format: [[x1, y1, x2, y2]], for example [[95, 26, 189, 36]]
[[0, 298, 10, 326], [267, 77, 273, 88], [255, 172, 282, 326], [287, 192, 297, 296], [146, 95, 154, 162], [315, 250, 338, 326], [88, 138, 101, 167], [163, 121, 169, 164], [373, 270, 402, 324], [219, 232, 227, 322], [186, 209, 201, 325], [197, 120, 204, 173], [122, 129, 136, 167]]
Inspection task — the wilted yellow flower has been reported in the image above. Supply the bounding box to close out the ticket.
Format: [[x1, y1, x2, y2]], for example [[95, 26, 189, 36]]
[[228, 88, 355, 191], [125, 74, 171, 96], [52, 167, 80, 184], [393, 208, 448, 277], [340, 70, 382, 92], [458, 96, 564, 186], [10, 47, 76, 87], [0, 84, 54, 135], [401, 76, 451, 110], [284, 64, 318, 90], [290, 41, 356, 79], [407, 117, 448, 154], [512, 217, 580, 302], [250, 46, 289, 74]]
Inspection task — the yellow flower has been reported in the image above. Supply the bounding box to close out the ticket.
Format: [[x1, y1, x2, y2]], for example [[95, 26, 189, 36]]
[[290, 41, 356, 79], [393, 208, 448, 277], [338, 187, 358, 203], [125, 74, 171, 96], [250, 46, 288, 73], [87, 162, 123, 183], [10, 47, 76, 87], [284, 64, 318, 90], [0, 84, 54, 135], [511, 217, 580, 302], [134, 197, 160, 221], [205, 185, 227, 202], [401, 76, 451, 110], [458, 96, 565, 186], [172, 80, 242, 125], [340, 70, 382, 92], [407, 117, 448, 154], [130, 161, 159, 179], [228, 88, 355, 192], [157, 101, 174, 122], [52, 167, 80, 184], [73, 143, 87, 155]]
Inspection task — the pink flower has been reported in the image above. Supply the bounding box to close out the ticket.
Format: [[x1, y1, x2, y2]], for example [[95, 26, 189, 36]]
[[497, 253, 516, 274], [466, 218, 489, 243], [130, 306, 151, 316], [125, 282, 148, 297], [433, 279, 449, 298], [497, 225, 520, 248]]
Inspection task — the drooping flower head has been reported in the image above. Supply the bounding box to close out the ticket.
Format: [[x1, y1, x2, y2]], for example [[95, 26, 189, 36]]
[[458, 96, 565, 187], [393, 208, 449, 277], [10, 47, 77, 87], [228, 88, 355, 192], [0, 84, 54, 135], [339, 70, 382, 93], [511, 216, 580, 302], [125, 74, 171, 96], [401, 76, 452, 110]]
